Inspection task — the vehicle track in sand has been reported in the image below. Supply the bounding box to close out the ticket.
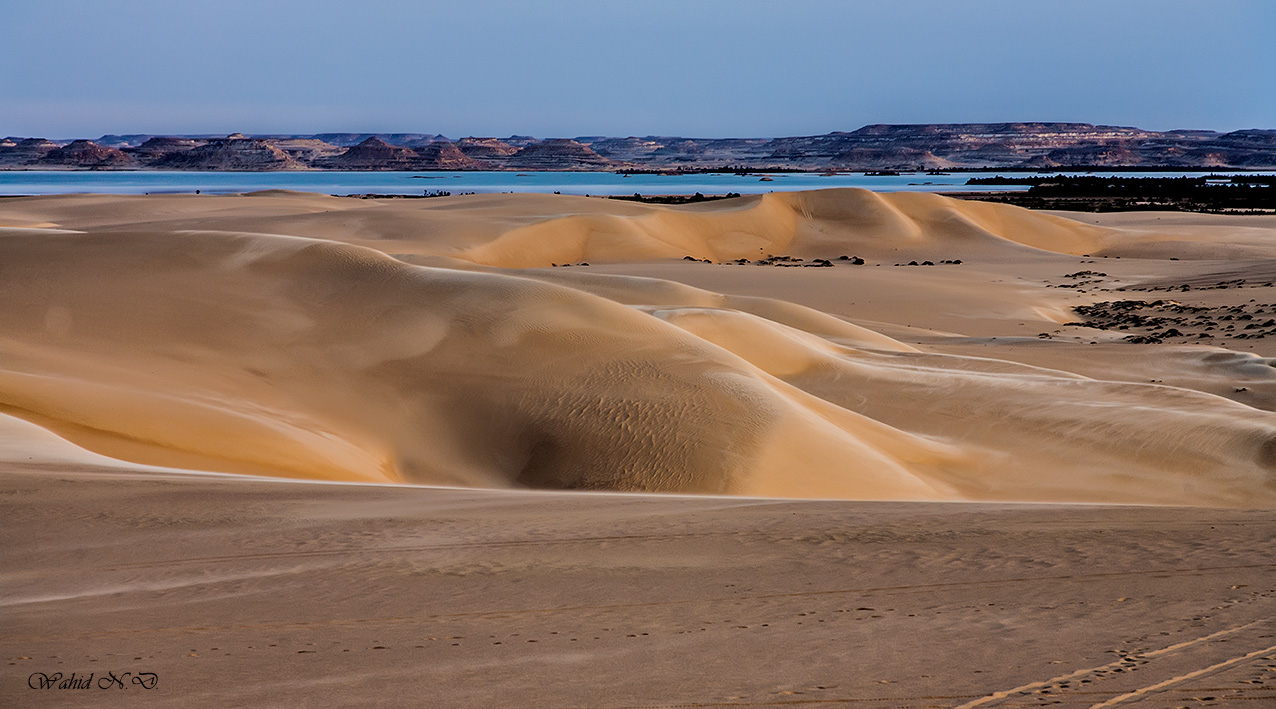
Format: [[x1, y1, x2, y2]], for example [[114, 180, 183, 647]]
[[956, 618, 1276, 708]]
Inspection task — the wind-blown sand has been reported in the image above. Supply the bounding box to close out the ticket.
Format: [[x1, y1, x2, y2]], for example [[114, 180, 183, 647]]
[[4, 466, 1275, 708], [1, 189, 1274, 504], [3, 189, 1276, 705]]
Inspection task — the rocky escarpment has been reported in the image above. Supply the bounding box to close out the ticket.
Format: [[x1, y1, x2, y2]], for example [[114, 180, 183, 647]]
[[312, 133, 448, 147], [313, 137, 480, 170], [501, 135, 540, 148], [504, 139, 616, 170], [271, 138, 344, 163], [126, 137, 206, 164], [758, 124, 1276, 170], [316, 137, 422, 170], [653, 137, 773, 165], [1020, 145, 1145, 168], [588, 136, 665, 161], [455, 137, 520, 159], [414, 141, 480, 169], [5, 123, 1275, 171], [150, 137, 303, 170], [37, 140, 137, 168], [0, 138, 59, 167], [827, 147, 950, 170]]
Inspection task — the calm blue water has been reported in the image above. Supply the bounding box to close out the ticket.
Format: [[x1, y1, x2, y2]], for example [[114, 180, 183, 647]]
[[0, 170, 1250, 197]]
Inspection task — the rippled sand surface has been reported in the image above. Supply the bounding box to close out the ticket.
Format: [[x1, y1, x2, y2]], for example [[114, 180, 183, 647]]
[[2, 189, 1275, 504], [4, 190, 1276, 706]]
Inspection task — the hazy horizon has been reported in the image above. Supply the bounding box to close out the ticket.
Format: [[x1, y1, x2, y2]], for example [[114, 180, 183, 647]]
[[3, 0, 1273, 139]]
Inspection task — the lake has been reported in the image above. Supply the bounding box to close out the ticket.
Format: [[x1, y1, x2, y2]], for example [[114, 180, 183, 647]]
[[0, 169, 1250, 197]]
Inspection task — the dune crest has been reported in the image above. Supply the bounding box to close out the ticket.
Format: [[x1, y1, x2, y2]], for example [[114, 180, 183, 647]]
[[455, 189, 1124, 266], [0, 229, 945, 498], [0, 187, 1140, 267], [3, 190, 1276, 506]]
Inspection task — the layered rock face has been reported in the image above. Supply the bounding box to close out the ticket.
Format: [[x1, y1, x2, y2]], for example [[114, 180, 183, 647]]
[[127, 137, 205, 163], [757, 124, 1276, 169], [316, 137, 422, 170], [413, 141, 480, 169], [504, 139, 616, 170], [501, 135, 541, 148], [314, 138, 480, 170], [588, 136, 665, 161], [0, 138, 59, 167], [271, 138, 345, 163], [37, 140, 137, 168], [3, 124, 1275, 170], [312, 133, 447, 147], [455, 137, 520, 159], [149, 137, 303, 170]]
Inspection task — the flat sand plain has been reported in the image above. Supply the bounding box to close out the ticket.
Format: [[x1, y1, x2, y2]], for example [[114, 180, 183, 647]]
[[2, 189, 1276, 706], [4, 466, 1275, 707]]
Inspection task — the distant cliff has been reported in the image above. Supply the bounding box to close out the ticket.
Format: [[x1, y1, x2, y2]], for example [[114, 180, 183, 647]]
[[148, 136, 303, 171], [36, 139, 136, 168], [3, 123, 1274, 171]]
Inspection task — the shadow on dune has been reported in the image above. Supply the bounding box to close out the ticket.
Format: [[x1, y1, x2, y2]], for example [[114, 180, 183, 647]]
[[1, 190, 1275, 506]]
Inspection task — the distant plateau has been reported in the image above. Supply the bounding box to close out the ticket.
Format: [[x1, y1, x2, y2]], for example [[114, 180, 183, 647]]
[[3, 122, 1275, 172]]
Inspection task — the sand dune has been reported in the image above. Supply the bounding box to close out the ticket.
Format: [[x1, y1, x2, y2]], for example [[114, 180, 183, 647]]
[[0, 188, 1128, 265], [2, 189, 1276, 506]]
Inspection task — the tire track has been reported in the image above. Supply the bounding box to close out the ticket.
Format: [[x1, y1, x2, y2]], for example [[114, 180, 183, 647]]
[[1087, 645, 1276, 707], [953, 620, 1271, 708]]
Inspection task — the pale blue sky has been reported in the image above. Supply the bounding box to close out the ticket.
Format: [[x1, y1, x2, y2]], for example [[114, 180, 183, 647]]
[[2, 0, 1273, 138]]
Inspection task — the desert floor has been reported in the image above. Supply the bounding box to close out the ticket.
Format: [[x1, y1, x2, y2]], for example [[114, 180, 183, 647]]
[[4, 465, 1275, 707], [2, 190, 1276, 706]]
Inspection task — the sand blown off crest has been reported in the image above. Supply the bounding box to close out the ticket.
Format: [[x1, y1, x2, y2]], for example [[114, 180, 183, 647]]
[[2, 188, 1276, 505]]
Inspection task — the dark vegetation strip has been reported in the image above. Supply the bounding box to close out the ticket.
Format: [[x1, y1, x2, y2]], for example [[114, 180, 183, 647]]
[[960, 175, 1276, 213]]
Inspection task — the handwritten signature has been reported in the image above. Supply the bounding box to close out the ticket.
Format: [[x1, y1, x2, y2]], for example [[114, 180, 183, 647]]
[[28, 671, 158, 690]]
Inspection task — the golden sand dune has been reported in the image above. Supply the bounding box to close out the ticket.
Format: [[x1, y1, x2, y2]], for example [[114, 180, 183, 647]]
[[0, 188, 1124, 264], [2, 189, 1276, 506]]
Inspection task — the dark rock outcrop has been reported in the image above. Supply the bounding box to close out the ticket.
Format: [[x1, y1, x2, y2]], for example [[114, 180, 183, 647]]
[[316, 137, 421, 170], [151, 137, 302, 170], [1021, 145, 1144, 168], [455, 137, 519, 160], [759, 123, 1276, 170], [270, 138, 344, 163], [126, 137, 206, 165], [501, 135, 541, 148], [587, 137, 665, 160], [506, 139, 615, 170], [312, 133, 447, 147], [37, 140, 137, 168], [402, 136, 453, 149], [413, 142, 480, 170], [826, 147, 951, 170], [0, 138, 59, 167], [5, 123, 1276, 171]]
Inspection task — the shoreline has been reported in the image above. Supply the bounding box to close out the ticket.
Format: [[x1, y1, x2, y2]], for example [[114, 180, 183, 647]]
[[3, 165, 1275, 173]]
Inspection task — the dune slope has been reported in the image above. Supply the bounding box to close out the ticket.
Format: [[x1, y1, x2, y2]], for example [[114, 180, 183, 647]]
[[0, 188, 1127, 265], [2, 190, 1275, 505]]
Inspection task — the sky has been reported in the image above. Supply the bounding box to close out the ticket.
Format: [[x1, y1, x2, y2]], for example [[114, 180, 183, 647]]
[[2, 0, 1273, 139]]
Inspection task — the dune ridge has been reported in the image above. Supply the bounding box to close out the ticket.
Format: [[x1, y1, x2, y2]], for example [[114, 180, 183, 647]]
[[0, 188, 1122, 265], [2, 189, 1276, 506]]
